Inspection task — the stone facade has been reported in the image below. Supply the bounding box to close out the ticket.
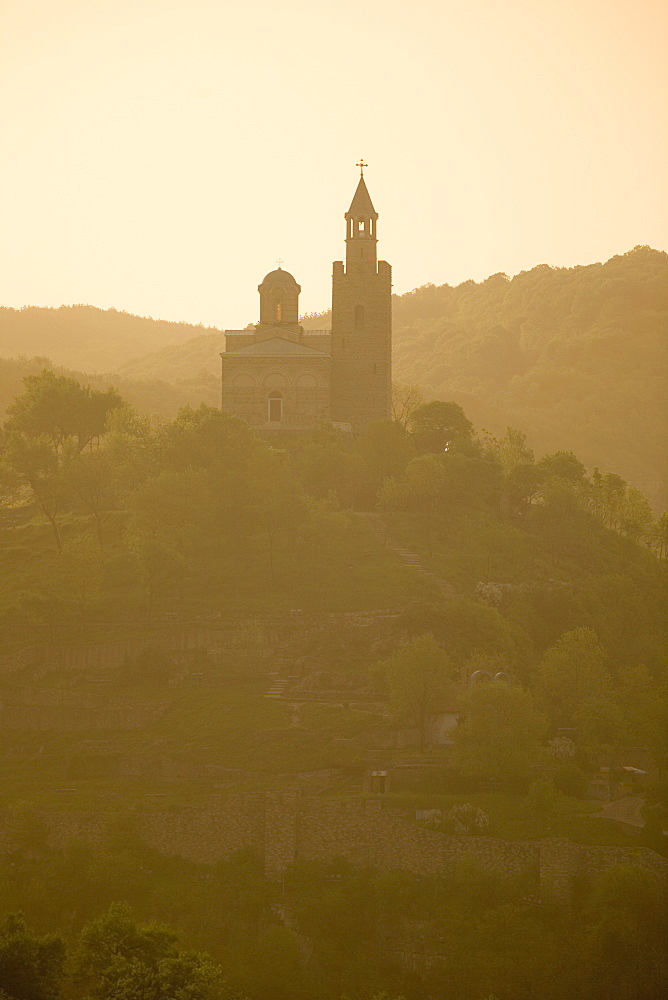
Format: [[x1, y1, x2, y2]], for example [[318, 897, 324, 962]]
[[220, 171, 391, 433]]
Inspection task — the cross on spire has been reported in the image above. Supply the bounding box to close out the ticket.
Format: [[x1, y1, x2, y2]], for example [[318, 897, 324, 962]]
[[275, 257, 284, 267], [356, 159, 368, 177]]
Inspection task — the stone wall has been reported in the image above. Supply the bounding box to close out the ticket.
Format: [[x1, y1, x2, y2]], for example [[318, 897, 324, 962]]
[[0, 690, 166, 730], [297, 798, 538, 880], [3, 793, 665, 902], [2, 611, 405, 676]]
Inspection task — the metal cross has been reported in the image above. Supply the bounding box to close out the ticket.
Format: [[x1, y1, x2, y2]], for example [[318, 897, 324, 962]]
[[356, 160, 368, 177], [275, 258, 284, 267]]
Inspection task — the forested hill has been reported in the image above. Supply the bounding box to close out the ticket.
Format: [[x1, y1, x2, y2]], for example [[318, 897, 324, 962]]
[[1, 247, 666, 505], [0, 304, 217, 372], [120, 246, 668, 506], [0, 357, 220, 425], [390, 246, 668, 509]]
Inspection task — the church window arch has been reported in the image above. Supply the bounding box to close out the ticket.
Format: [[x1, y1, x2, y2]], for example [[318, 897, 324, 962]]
[[263, 369, 289, 390], [271, 292, 283, 322]]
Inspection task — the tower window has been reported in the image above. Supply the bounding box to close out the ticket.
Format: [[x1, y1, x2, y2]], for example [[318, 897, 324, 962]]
[[268, 392, 283, 422], [358, 217, 365, 233], [275, 300, 282, 322]]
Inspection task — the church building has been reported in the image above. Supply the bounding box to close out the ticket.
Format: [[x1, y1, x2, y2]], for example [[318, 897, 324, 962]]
[[220, 169, 391, 433]]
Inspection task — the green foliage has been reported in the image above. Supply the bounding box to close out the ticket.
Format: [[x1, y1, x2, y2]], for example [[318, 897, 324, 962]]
[[391, 246, 668, 510], [525, 778, 564, 818], [373, 634, 454, 751], [535, 627, 612, 730], [409, 400, 474, 454], [581, 865, 668, 1000], [4, 370, 121, 453], [76, 903, 244, 1000], [0, 913, 65, 1000], [453, 682, 548, 787]]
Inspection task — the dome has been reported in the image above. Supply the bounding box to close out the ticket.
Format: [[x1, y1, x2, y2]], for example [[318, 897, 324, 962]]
[[258, 267, 300, 290]]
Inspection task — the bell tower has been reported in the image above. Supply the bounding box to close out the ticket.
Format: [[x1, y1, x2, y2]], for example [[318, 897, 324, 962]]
[[330, 164, 392, 430]]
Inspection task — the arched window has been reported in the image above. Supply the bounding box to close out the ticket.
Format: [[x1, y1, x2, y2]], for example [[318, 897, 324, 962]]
[[268, 391, 283, 422], [354, 305, 365, 330], [357, 216, 365, 234], [275, 298, 282, 322]]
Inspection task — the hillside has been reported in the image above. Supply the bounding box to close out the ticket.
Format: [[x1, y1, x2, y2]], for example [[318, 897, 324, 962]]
[[122, 246, 668, 508], [0, 356, 220, 425], [1, 373, 666, 1000], [391, 246, 668, 509], [0, 304, 217, 372], [2, 247, 666, 505]]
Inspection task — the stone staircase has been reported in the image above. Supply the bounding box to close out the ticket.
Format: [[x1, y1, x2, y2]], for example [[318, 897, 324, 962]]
[[358, 513, 456, 598], [265, 674, 290, 699]]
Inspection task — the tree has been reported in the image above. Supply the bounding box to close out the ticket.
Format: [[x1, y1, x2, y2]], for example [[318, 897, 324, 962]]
[[649, 512, 668, 559], [0, 913, 65, 1000], [0, 460, 25, 509], [3, 369, 121, 453], [356, 419, 413, 492], [391, 381, 424, 428], [126, 468, 213, 614], [66, 449, 117, 550], [248, 448, 301, 584], [372, 634, 454, 752], [537, 450, 588, 486], [295, 422, 363, 506], [409, 400, 474, 454], [580, 865, 668, 1000], [1, 431, 67, 550], [379, 455, 447, 558], [535, 627, 612, 730], [453, 681, 547, 787], [76, 903, 244, 1000]]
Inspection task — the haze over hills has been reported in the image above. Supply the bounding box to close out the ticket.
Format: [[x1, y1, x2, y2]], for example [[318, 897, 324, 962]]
[[0, 304, 217, 373], [1, 246, 666, 506]]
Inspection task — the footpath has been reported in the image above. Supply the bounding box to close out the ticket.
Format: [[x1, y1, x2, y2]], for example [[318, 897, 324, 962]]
[[357, 512, 456, 598]]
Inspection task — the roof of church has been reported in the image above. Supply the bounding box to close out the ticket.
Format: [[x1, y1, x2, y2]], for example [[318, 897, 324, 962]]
[[346, 176, 378, 219], [224, 336, 330, 357], [258, 267, 300, 288]]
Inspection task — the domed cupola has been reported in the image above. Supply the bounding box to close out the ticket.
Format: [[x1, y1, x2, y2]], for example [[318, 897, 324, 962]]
[[258, 267, 301, 326]]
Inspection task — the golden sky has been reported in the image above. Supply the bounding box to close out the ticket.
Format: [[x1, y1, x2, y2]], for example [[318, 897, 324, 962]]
[[1, 0, 666, 329]]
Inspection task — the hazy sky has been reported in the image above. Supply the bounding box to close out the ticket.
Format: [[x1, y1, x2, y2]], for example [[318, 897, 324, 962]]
[[1, 0, 666, 329]]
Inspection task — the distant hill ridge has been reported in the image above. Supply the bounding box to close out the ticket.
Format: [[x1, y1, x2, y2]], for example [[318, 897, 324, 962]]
[[0, 304, 219, 373], [1, 247, 666, 505]]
